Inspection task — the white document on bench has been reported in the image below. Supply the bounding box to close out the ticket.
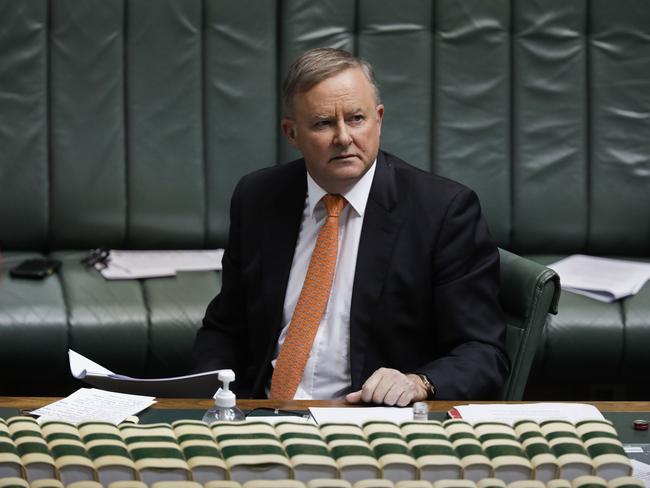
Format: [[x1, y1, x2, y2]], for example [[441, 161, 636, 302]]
[[309, 406, 414, 426], [448, 402, 605, 424], [69, 349, 224, 398], [548, 254, 650, 302], [99, 249, 224, 280]]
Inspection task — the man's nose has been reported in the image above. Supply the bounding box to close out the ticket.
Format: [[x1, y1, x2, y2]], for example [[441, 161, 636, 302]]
[[333, 121, 352, 146]]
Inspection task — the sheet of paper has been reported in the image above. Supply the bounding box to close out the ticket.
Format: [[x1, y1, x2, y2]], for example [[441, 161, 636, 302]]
[[450, 402, 605, 425], [309, 406, 415, 425], [563, 287, 620, 303], [31, 388, 156, 424], [548, 254, 650, 302], [100, 264, 176, 280], [69, 349, 114, 377], [99, 249, 224, 280], [631, 459, 650, 487], [246, 415, 316, 425]]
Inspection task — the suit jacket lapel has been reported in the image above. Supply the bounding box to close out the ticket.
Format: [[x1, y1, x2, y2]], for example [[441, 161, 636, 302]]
[[255, 161, 306, 393], [262, 161, 306, 332], [349, 152, 405, 389]]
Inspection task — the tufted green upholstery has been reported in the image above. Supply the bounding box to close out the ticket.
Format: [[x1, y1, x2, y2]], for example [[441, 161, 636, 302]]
[[1, 0, 648, 398]]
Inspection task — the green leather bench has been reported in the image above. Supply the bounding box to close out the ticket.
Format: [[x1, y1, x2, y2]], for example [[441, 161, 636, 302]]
[[1, 0, 647, 399]]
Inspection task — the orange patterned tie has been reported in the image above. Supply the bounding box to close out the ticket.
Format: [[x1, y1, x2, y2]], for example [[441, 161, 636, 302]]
[[270, 194, 348, 400]]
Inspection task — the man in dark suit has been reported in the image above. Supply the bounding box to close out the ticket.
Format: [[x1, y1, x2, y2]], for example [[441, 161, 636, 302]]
[[192, 48, 509, 404]]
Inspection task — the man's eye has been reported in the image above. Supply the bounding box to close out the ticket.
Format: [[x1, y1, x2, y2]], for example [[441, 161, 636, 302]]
[[349, 115, 365, 124], [313, 121, 331, 129]]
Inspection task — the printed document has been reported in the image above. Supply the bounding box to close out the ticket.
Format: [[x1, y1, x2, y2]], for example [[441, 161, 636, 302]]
[[99, 249, 224, 280], [548, 254, 650, 302]]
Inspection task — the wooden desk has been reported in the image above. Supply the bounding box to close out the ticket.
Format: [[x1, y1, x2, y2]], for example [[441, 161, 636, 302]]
[[2, 397, 650, 412]]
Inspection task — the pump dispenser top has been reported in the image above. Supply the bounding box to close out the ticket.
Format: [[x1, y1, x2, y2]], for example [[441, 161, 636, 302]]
[[214, 369, 236, 408], [202, 369, 245, 423]]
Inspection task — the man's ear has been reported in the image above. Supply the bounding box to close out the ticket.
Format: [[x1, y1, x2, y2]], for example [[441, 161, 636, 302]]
[[281, 118, 298, 147], [376, 104, 385, 135]]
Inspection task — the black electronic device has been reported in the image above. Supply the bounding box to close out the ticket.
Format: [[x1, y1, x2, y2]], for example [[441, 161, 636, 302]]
[[9, 258, 61, 280]]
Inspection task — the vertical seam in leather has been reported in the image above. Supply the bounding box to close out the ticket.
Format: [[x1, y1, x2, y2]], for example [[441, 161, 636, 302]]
[[584, 0, 592, 254], [46, 0, 53, 251], [200, 0, 208, 248], [123, 0, 130, 247], [353, 0, 359, 56], [430, 0, 437, 174], [508, 0, 515, 252], [57, 265, 73, 357], [617, 300, 626, 380], [141, 280, 153, 376], [275, 0, 283, 166]]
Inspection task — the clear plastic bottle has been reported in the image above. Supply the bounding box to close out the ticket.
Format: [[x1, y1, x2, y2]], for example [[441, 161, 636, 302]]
[[412, 401, 429, 421], [202, 369, 246, 423]]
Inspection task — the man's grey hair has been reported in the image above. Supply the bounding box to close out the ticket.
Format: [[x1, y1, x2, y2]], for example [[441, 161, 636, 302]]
[[282, 47, 381, 117]]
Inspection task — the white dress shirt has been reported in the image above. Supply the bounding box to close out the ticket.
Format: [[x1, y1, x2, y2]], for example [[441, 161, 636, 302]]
[[269, 161, 377, 399]]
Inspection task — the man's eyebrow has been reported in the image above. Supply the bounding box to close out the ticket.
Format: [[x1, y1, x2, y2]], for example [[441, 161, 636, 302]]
[[310, 108, 365, 120], [311, 114, 334, 121]]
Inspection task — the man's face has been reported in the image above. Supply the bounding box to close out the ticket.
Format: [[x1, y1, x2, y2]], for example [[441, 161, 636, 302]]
[[281, 67, 384, 194]]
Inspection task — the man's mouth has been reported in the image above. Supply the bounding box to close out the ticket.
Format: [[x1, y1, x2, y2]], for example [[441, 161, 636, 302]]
[[331, 154, 357, 161]]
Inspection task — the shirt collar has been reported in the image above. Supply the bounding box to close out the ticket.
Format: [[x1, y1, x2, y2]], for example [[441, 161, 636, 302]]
[[306, 160, 377, 219]]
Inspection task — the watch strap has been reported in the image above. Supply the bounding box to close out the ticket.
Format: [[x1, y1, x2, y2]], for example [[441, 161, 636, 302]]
[[416, 374, 435, 399]]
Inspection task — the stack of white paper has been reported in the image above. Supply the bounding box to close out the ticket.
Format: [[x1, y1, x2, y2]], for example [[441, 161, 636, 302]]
[[68, 349, 224, 397], [548, 254, 650, 302], [448, 402, 605, 425], [99, 249, 224, 280]]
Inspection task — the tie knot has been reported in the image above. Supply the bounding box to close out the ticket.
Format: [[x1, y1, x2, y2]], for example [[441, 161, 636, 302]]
[[322, 194, 347, 217]]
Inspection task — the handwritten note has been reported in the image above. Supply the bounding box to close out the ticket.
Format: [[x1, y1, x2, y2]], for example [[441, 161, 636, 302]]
[[31, 388, 156, 424]]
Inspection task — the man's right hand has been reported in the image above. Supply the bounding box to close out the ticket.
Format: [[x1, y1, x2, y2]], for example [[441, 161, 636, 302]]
[[345, 368, 429, 406]]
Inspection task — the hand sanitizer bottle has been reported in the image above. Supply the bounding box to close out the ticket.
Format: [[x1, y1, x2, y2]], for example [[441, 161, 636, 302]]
[[202, 369, 246, 423]]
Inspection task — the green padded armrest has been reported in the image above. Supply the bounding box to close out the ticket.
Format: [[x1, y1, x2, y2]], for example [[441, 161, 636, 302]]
[[498, 248, 560, 400]]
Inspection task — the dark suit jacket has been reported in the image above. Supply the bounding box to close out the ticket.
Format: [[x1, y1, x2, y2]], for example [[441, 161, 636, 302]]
[[192, 151, 509, 399]]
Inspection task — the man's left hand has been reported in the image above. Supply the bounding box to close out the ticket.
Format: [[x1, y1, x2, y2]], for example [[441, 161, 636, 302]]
[[345, 368, 429, 406]]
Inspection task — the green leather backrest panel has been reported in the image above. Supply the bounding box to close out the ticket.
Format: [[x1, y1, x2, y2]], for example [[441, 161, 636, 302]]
[[359, 0, 433, 173], [1, 0, 649, 254], [204, 0, 278, 247], [512, 0, 588, 253], [590, 0, 650, 256], [0, 0, 49, 249], [50, 0, 126, 248], [434, 0, 511, 246], [126, 0, 204, 249]]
